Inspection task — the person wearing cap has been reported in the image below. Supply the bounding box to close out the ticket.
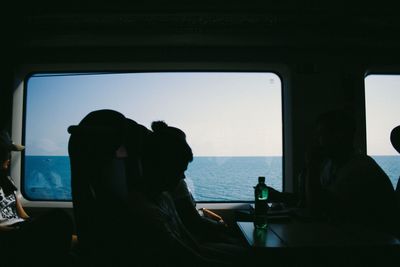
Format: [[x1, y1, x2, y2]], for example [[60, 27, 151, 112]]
[[0, 130, 28, 230], [0, 129, 73, 266]]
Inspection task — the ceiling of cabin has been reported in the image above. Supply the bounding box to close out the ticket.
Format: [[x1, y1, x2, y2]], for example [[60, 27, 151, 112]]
[[2, 0, 400, 54]]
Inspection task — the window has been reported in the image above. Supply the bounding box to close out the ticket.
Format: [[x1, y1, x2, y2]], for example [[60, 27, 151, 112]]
[[24, 72, 283, 201], [365, 74, 400, 189]]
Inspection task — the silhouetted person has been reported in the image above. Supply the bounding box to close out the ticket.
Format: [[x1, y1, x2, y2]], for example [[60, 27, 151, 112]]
[[391, 126, 400, 155], [129, 120, 250, 266], [0, 130, 73, 266], [390, 125, 400, 212], [304, 109, 399, 236], [151, 121, 245, 245]]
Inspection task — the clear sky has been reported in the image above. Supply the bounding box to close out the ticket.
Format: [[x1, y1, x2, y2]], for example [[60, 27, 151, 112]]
[[365, 74, 400, 155], [25, 72, 282, 156]]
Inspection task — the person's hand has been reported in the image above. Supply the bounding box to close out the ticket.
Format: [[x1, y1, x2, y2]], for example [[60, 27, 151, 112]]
[[267, 186, 280, 201], [200, 208, 225, 224]]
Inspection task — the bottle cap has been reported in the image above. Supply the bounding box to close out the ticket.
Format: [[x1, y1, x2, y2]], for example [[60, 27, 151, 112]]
[[258, 176, 265, 183]]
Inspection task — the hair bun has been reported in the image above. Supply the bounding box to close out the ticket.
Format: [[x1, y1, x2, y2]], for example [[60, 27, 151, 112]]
[[151, 121, 169, 133]]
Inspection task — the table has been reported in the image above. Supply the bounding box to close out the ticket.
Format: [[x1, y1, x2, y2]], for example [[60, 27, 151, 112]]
[[237, 219, 400, 266], [237, 221, 400, 247]]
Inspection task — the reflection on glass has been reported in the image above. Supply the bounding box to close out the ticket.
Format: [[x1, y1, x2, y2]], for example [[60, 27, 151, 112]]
[[365, 75, 400, 189], [253, 227, 268, 247]]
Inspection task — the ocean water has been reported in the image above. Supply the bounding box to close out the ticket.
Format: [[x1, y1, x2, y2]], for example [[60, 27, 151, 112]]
[[23, 155, 400, 201], [24, 156, 71, 200], [185, 157, 282, 201]]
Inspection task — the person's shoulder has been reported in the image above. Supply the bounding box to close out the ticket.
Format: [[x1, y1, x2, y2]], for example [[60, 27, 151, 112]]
[[354, 154, 385, 170], [338, 154, 382, 179], [170, 179, 192, 200], [348, 153, 377, 167], [350, 154, 392, 181], [155, 191, 176, 208]]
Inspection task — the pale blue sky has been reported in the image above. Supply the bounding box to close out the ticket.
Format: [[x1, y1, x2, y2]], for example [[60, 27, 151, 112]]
[[365, 75, 400, 155], [25, 72, 282, 156]]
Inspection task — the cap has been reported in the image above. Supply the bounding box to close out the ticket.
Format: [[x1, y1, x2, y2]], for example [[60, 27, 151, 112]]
[[0, 130, 25, 152]]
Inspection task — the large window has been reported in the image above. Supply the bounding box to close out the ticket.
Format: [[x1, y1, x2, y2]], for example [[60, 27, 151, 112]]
[[24, 72, 283, 201], [365, 74, 400, 189]]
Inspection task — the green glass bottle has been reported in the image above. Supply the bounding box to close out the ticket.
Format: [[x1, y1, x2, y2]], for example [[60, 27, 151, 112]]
[[254, 176, 269, 229]]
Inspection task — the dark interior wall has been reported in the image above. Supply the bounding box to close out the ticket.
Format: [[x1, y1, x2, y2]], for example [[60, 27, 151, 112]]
[[0, 67, 14, 131], [4, 2, 400, 192]]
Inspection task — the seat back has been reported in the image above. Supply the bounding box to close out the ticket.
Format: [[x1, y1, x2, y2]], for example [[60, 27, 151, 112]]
[[68, 110, 142, 266]]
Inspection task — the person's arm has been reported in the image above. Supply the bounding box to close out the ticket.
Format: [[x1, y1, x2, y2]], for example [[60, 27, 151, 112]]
[[15, 195, 30, 219], [267, 186, 298, 206], [133, 192, 229, 267], [175, 196, 204, 226], [175, 196, 228, 237], [172, 180, 228, 234]]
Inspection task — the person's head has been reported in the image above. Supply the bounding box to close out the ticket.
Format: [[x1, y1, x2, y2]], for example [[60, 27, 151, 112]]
[[390, 125, 400, 154], [68, 110, 151, 196], [68, 109, 128, 159], [314, 109, 356, 157], [142, 121, 193, 193], [0, 130, 24, 171]]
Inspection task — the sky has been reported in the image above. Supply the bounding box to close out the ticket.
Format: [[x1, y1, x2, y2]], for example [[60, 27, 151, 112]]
[[25, 72, 282, 156], [365, 75, 400, 155]]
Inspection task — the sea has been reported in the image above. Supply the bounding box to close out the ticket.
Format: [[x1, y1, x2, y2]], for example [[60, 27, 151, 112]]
[[24, 155, 400, 201]]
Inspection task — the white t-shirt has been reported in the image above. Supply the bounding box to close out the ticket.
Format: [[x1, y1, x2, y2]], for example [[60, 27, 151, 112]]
[[0, 176, 24, 226]]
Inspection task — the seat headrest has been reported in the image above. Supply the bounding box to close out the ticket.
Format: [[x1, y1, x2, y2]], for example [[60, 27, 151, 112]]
[[68, 109, 151, 157], [68, 109, 127, 136], [390, 125, 400, 154]]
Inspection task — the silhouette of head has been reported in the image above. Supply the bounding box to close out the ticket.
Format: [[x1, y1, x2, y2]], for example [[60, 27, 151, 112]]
[[314, 109, 356, 157], [68, 109, 128, 158], [390, 125, 400, 154], [68, 109, 152, 194], [143, 121, 193, 193]]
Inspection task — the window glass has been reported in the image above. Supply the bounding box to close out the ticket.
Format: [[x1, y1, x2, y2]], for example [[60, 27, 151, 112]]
[[24, 72, 283, 201], [365, 74, 400, 189]]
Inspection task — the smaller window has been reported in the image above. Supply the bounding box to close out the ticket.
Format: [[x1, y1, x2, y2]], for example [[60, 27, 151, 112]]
[[365, 74, 400, 189]]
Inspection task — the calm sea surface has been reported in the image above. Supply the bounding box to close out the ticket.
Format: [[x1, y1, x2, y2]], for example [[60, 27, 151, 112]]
[[24, 155, 400, 201]]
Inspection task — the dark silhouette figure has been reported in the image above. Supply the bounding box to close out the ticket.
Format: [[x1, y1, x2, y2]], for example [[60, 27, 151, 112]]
[[130, 120, 251, 266], [390, 125, 400, 211], [0, 130, 73, 266], [68, 110, 240, 266], [391, 125, 400, 154], [149, 121, 242, 244], [68, 109, 150, 266], [304, 109, 399, 236]]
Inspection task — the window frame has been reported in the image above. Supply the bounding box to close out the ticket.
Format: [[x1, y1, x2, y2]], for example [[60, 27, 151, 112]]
[[364, 69, 400, 189], [11, 62, 291, 208]]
